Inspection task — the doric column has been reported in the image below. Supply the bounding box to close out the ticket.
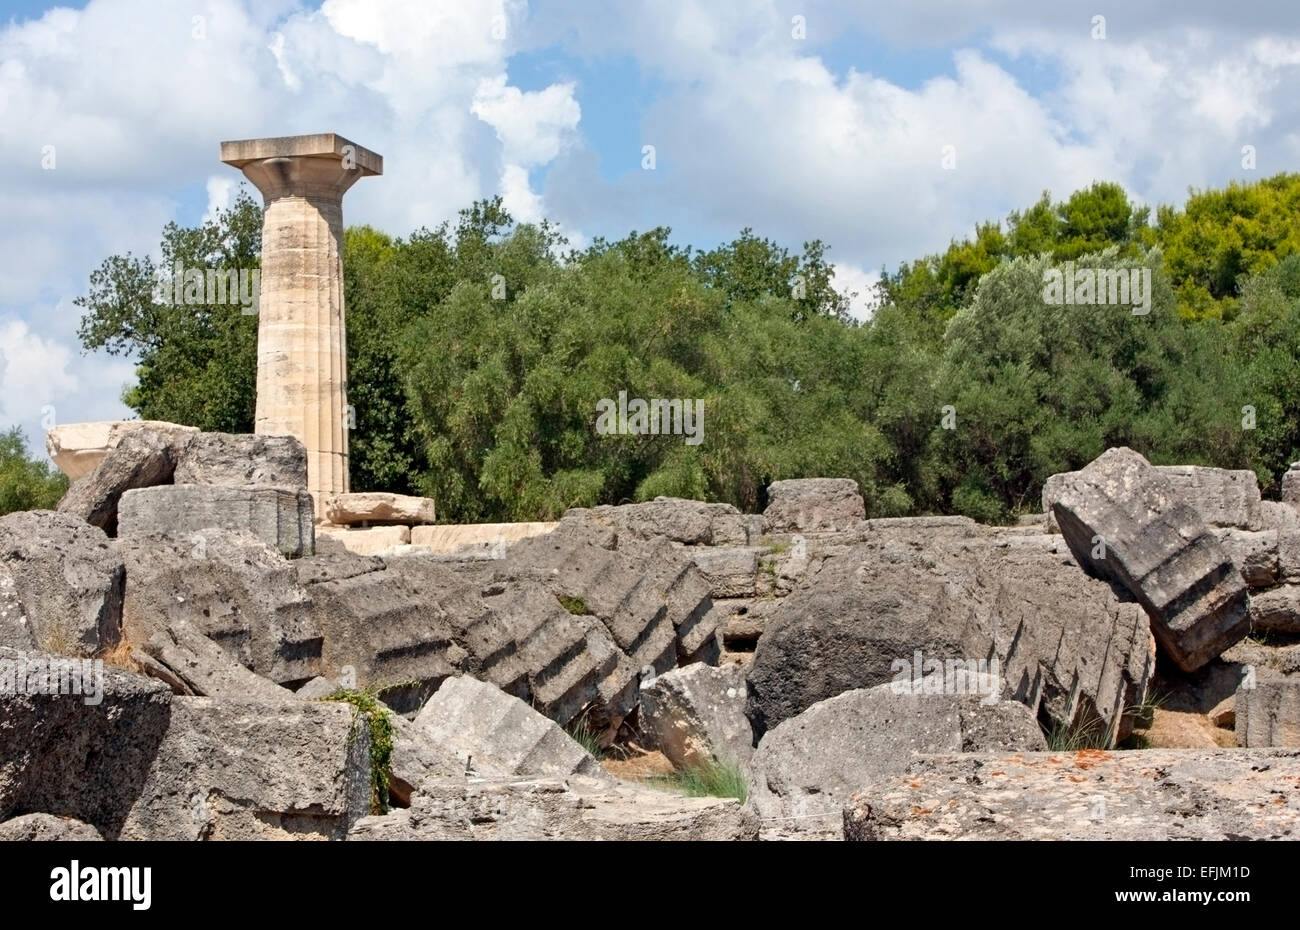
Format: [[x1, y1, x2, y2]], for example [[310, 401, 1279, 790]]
[[220, 134, 382, 517]]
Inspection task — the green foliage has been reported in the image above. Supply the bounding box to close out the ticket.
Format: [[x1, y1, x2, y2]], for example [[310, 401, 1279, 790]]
[[73, 173, 1300, 524], [878, 181, 1151, 351], [0, 428, 67, 515], [564, 710, 606, 759], [650, 759, 749, 802], [1043, 717, 1111, 752], [556, 594, 590, 616], [395, 205, 890, 522], [319, 688, 394, 814], [1156, 173, 1300, 319], [76, 188, 262, 432]]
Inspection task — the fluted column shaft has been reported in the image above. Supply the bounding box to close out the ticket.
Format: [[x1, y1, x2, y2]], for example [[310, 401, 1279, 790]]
[[237, 156, 360, 514]]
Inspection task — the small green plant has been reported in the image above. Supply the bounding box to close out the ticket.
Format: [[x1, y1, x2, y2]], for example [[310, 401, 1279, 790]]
[[1122, 689, 1168, 729], [1248, 628, 1279, 646], [1114, 689, 1170, 749], [565, 709, 605, 759], [320, 687, 394, 815], [1043, 715, 1109, 752], [649, 759, 748, 803], [557, 594, 590, 615]]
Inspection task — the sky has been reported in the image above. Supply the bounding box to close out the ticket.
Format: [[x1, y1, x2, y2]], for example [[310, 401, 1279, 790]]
[[2, 0, 1299, 455]]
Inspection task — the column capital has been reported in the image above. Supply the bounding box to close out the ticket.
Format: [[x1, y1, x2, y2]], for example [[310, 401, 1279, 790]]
[[220, 133, 382, 202]]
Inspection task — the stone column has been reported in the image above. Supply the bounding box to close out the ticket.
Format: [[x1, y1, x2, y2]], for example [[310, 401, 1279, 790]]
[[220, 133, 382, 517]]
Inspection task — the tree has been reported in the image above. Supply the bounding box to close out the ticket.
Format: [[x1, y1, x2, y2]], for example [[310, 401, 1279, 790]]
[[929, 249, 1248, 521], [74, 176, 1300, 524], [1156, 173, 1300, 319], [0, 428, 67, 515], [693, 229, 854, 322], [75, 188, 262, 432]]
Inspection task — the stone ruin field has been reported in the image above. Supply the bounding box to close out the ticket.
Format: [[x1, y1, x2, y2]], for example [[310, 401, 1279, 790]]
[[0, 422, 1297, 841]]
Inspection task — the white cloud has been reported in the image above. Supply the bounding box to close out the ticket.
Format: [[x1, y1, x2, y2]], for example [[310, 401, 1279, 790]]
[[472, 75, 580, 167], [0, 0, 579, 440], [0, 316, 75, 428], [201, 176, 236, 225], [539, 1, 1300, 273], [831, 263, 881, 321], [5, 0, 1300, 450]]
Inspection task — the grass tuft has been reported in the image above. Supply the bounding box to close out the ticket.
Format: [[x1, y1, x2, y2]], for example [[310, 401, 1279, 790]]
[[565, 708, 605, 759], [1043, 714, 1110, 752], [649, 758, 748, 803]]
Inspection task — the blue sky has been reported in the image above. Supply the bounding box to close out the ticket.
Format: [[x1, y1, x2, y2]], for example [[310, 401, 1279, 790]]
[[2, 0, 1299, 455]]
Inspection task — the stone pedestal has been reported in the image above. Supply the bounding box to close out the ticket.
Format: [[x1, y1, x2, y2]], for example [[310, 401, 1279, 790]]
[[220, 134, 382, 517]]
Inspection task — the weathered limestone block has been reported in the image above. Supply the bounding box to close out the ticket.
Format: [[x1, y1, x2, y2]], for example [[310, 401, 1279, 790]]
[[221, 134, 382, 516], [116, 529, 320, 685], [749, 676, 1046, 839], [0, 647, 172, 839], [1278, 530, 1300, 582], [688, 546, 760, 599], [1236, 678, 1300, 747], [844, 749, 1300, 840], [408, 522, 557, 555], [711, 598, 778, 655], [1041, 472, 1070, 533], [621, 535, 720, 663], [120, 695, 372, 840], [562, 498, 750, 545], [57, 427, 181, 534], [132, 618, 298, 702], [0, 813, 103, 841], [174, 432, 307, 488], [502, 529, 715, 674], [1215, 528, 1278, 587], [0, 510, 123, 656], [1223, 637, 1300, 677], [763, 478, 866, 534], [1047, 463, 1264, 532], [348, 775, 758, 841], [45, 420, 197, 482], [1155, 465, 1262, 529], [1282, 462, 1300, 504], [323, 492, 435, 526], [746, 533, 1154, 746], [412, 675, 609, 781], [316, 524, 410, 556], [295, 676, 344, 700], [0, 564, 33, 651], [384, 714, 464, 807], [755, 546, 811, 597], [1050, 447, 1249, 671], [747, 542, 974, 737], [479, 580, 635, 733], [118, 484, 314, 558], [1247, 584, 1300, 634], [861, 515, 982, 540], [1260, 500, 1300, 531], [297, 552, 522, 714], [640, 663, 754, 771]]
